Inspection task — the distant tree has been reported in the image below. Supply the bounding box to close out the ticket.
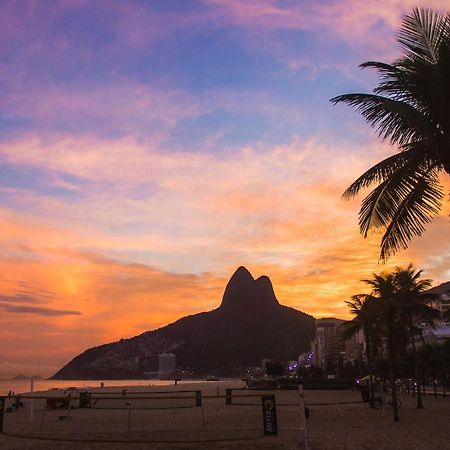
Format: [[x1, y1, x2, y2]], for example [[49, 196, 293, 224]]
[[308, 365, 324, 379], [296, 365, 323, 379], [394, 264, 437, 408], [331, 8, 450, 260], [417, 341, 450, 389], [348, 264, 439, 421], [363, 272, 401, 421], [265, 361, 286, 377], [344, 294, 381, 407]]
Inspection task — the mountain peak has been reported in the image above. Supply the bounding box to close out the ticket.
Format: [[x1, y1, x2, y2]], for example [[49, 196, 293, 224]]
[[220, 266, 254, 307], [220, 267, 279, 309], [231, 266, 254, 284], [254, 275, 279, 307]]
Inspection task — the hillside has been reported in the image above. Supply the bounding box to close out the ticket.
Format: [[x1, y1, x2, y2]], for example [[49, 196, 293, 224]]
[[52, 267, 316, 378]]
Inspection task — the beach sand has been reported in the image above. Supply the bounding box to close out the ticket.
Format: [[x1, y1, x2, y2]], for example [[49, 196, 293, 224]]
[[1, 381, 449, 449]]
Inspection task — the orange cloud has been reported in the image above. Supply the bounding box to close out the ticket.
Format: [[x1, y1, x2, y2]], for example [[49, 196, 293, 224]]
[[1, 135, 449, 377]]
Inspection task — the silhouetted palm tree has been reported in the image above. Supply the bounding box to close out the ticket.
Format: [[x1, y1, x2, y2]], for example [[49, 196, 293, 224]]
[[344, 294, 380, 407], [364, 272, 401, 421], [395, 264, 438, 409], [331, 8, 450, 260]]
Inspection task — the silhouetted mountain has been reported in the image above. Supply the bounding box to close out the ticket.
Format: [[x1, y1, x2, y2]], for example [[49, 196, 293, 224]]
[[53, 267, 316, 379]]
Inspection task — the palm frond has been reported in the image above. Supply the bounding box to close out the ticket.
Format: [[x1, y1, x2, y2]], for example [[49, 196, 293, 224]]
[[360, 61, 418, 102], [379, 168, 443, 260], [372, 61, 435, 111], [341, 319, 361, 339], [356, 160, 441, 237], [398, 8, 447, 64], [358, 178, 401, 236], [342, 150, 417, 199], [331, 8, 450, 260], [330, 93, 429, 146]]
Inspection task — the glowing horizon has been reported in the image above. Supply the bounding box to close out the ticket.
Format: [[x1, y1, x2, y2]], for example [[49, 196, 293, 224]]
[[1, 0, 449, 378]]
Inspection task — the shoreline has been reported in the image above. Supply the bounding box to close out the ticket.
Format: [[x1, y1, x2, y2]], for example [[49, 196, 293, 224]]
[[0, 378, 229, 396]]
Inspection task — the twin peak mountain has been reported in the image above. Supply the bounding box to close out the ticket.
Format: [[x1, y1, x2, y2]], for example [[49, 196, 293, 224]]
[[53, 267, 315, 378]]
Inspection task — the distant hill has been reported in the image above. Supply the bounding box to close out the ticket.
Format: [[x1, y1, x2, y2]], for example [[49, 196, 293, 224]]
[[52, 266, 316, 379]]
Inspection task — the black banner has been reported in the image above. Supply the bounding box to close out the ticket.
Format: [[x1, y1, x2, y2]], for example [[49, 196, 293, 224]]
[[261, 395, 278, 436]]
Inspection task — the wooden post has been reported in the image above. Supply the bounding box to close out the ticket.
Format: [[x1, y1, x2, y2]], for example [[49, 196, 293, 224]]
[[216, 386, 220, 419], [195, 390, 202, 407], [30, 379, 34, 423], [0, 397, 5, 433], [225, 389, 232, 405], [434, 380, 438, 399], [67, 394, 72, 421], [298, 385, 310, 450], [39, 409, 46, 433]]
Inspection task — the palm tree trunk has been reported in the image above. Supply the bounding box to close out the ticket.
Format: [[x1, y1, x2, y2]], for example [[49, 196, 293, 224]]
[[408, 317, 423, 409], [387, 318, 400, 421], [364, 328, 375, 408]]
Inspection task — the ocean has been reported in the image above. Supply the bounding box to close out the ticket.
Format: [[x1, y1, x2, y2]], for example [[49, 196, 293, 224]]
[[0, 378, 195, 396]]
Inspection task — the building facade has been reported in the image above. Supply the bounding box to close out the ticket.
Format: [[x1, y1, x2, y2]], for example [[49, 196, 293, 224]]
[[158, 353, 176, 376], [425, 281, 450, 325], [310, 318, 345, 373]]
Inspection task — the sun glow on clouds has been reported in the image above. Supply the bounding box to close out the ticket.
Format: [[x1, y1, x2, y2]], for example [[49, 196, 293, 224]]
[[1, 135, 449, 376], [1, 0, 450, 377]]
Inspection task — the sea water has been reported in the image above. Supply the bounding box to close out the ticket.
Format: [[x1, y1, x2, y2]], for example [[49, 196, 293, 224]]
[[0, 379, 198, 395]]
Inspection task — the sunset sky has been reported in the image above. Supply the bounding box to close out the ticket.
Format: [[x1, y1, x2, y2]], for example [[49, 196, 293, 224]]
[[1, 0, 450, 378]]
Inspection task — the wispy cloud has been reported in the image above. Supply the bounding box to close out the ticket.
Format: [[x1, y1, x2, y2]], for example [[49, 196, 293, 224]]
[[0, 293, 44, 304], [1, 0, 450, 377], [0, 303, 81, 316]]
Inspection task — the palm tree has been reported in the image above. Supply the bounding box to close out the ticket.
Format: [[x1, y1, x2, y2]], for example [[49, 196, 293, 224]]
[[394, 264, 438, 409], [364, 272, 401, 421], [331, 8, 450, 260], [344, 294, 380, 407]]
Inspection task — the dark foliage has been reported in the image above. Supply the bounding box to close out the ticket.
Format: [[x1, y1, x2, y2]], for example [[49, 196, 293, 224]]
[[331, 8, 450, 260]]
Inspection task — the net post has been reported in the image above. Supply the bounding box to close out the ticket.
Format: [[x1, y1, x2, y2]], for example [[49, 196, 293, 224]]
[[66, 394, 72, 421], [298, 385, 310, 450], [201, 404, 205, 429], [216, 386, 220, 418], [30, 379, 34, 423], [39, 408, 46, 433], [0, 396, 5, 433], [195, 390, 202, 407], [225, 388, 232, 405]]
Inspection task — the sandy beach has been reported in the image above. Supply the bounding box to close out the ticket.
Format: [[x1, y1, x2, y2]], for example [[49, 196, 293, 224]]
[[1, 381, 449, 449]]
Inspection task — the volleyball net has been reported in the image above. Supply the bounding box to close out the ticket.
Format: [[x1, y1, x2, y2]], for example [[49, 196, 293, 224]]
[[0, 386, 311, 444], [1, 389, 204, 440]]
